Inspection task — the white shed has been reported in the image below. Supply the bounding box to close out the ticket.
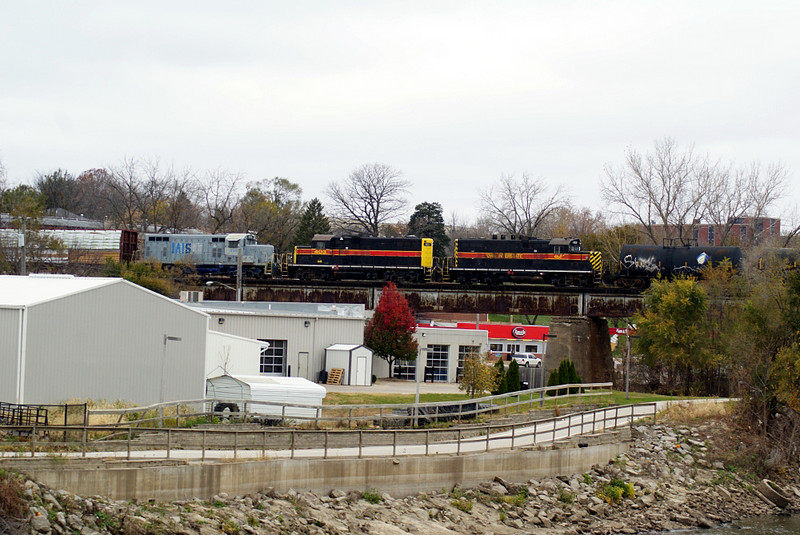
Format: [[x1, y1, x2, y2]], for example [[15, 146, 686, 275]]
[[205, 374, 326, 419], [324, 344, 373, 386]]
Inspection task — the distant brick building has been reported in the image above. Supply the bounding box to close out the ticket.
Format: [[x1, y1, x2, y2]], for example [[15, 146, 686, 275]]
[[650, 217, 780, 247]]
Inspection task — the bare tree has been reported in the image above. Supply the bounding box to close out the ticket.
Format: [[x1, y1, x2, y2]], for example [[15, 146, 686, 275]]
[[0, 157, 7, 198], [327, 163, 410, 236], [537, 204, 606, 238], [601, 138, 716, 245], [162, 167, 201, 233], [198, 169, 245, 233], [235, 177, 303, 252], [704, 161, 788, 245], [478, 173, 568, 237], [106, 157, 143, 231]]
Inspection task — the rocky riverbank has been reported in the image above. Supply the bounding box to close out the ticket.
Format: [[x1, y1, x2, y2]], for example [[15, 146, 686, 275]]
[[4, 418, 800, 535]]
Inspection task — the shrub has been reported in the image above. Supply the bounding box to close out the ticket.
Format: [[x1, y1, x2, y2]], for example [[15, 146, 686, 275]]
[[362, 489, 383, 504], [547, 359, 583, 396], [505, 359, 521, 392], [451, 497, 473, 513], [599, 478, 635, 504], [492, 359, 507, 395], [557, 488, 575, 504], [0, 469, 26, 520]]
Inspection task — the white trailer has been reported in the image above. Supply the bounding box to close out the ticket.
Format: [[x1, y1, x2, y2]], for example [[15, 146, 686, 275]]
[[205, 374, 326, 420]]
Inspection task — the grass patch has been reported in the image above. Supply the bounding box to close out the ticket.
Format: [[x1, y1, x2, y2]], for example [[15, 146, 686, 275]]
[[324, 392, 468, 406], [660, 400, 732, 424], [488, 314, 550, 325]]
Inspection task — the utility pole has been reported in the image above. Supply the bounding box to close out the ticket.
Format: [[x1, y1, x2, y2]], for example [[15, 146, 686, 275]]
[[19, 218, 26, 276], [236, 246, 243, 302]]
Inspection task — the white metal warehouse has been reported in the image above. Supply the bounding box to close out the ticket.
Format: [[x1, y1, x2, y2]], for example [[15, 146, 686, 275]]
[[0, 274, 208, 405], [186, 300, 367, 383]]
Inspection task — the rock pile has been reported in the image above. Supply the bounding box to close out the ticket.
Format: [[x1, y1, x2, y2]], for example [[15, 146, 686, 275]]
[[7, 421, 800, 535]]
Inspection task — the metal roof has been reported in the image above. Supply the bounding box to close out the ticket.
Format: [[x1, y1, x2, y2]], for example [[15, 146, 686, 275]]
[[0, 274, 120, 308], [185, 300, 366, 318]]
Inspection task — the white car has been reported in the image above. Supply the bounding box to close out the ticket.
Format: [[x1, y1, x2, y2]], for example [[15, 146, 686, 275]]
[[511, 353, 543, 368]]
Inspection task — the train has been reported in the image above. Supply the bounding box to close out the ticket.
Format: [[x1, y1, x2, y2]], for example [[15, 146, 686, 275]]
[[138, 231, 780, 289], [141, 233, 274, 277], [8, 226, 788, 288]]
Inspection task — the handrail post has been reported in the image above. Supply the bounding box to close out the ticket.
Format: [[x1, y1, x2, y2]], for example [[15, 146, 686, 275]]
[[291, 430, 296, 459], [324, 430, 329, 459], [233, 430, 238, 459], [82, 427, 87, 457], [425, 429, 429, 456], [457, 428, 462, 455], [31, 423, 36, 457], [166, 429, 171, 459], [358, 430, 363, 459], [392, 431, 397, 457], [485, 424, 490, 452]]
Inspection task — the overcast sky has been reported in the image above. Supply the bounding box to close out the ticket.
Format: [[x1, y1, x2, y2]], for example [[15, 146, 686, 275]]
[[1, 1, 798, 226]]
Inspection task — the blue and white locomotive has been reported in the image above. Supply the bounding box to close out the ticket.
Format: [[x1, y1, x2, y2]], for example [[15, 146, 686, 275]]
[[141, 233, 274, 277]]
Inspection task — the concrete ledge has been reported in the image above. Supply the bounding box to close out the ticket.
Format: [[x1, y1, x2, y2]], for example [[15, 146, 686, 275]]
[[12, 441, 630, 501]]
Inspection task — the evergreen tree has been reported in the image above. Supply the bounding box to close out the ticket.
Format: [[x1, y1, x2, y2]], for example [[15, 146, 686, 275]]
[[364, 282, 418, 373], [506, 359, 521, 392], [492, 359, 507, 395], [546, 359, 582, 396], [293, 198, 330, 247], [408, 202, 450, 257]]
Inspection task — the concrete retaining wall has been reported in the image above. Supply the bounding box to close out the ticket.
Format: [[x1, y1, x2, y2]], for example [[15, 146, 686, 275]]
[[14, 440, 630, 501]]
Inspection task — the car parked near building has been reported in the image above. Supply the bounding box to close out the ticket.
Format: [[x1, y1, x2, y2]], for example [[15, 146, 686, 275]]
[[510, 352, 542, 368]]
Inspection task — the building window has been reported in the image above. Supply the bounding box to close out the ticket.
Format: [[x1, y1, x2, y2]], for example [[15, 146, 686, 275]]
[[708, 226, 714, 245], [490, 343, 503, 354], [525, 344, 539, 353], [457, 345, 480, 380], [394, 359, 416, 380], [426, 344, 449, 382], [507, 343, 520, 354], [740, 226, 748, 242], [258, 339, 286, 375]]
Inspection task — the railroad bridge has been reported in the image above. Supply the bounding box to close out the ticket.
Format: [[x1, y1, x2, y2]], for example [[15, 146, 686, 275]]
[[210, 282, 644, 386]]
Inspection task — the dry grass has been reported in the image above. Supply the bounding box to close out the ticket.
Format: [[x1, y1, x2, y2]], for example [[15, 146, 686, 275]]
[[0, 469, 26, 520], [660, 400, 732, 424]]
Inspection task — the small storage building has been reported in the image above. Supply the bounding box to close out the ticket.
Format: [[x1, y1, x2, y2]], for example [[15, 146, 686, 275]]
[[205, 374, 326, 419], [324, 344, 373, 386]]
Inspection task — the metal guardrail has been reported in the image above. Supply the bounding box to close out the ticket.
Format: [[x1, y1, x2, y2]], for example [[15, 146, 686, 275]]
[[0, 402, 657, 460], [82, 382, 614, 428]]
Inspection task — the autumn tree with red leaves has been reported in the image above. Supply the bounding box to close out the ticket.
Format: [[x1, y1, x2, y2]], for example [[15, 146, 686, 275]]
[[365, 282, 418, 374]]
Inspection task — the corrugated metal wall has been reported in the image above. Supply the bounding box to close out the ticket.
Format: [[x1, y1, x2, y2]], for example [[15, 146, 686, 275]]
[[21, 282, 209, 405], [0, 309, 21, 403], [209, 314, 365, 382]]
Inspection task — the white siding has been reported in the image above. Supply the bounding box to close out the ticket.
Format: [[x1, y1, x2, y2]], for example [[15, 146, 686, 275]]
[[205, 331, 265, 378], [21, 282, 208, 405], [0, 309, 21, 403], [208, 314, 365, 382]]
